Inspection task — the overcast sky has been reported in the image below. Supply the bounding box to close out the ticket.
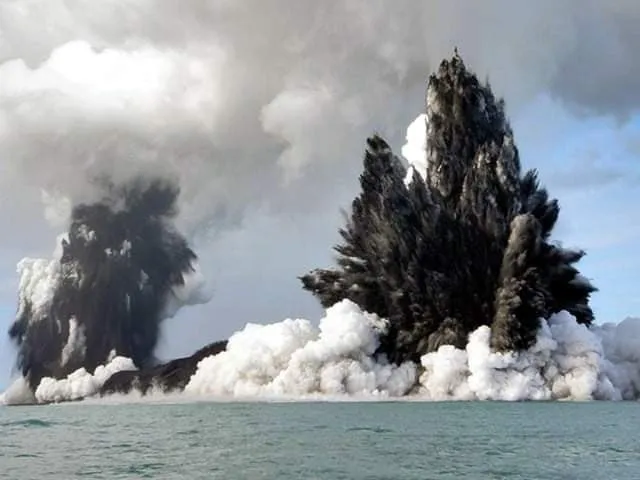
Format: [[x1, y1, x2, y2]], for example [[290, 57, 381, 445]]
[[1, 1, 639, 388]]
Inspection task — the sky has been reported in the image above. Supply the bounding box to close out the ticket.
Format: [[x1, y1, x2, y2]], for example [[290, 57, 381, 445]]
[[0, 1, 639, 389]]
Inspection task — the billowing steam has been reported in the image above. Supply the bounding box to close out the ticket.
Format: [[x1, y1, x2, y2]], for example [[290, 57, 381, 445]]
[[185, 300, 417, 398], [7, 299, 639, 404], [187, 301, 640, 401], [7, 178, 208, 391]]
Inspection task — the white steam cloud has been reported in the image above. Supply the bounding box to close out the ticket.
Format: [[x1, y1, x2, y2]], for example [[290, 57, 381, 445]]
[[419, 314, 640, 401], [34, 356, 136, 404], [163, 262, 213, 319], [7, 299, 640, 405], [1, 355, 135, 406], [402, 113, 428, 185], [185, 300, 416, 398], [185, 303, 640, 402], [15, 233, 69, 322]]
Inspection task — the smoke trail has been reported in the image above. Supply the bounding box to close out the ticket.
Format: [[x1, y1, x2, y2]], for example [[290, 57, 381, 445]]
[[8, 177, 209, 391]]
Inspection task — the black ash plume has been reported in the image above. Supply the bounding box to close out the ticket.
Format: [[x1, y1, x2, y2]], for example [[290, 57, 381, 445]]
[[9, 177, 200, 390], [301, 53, 596, 363]]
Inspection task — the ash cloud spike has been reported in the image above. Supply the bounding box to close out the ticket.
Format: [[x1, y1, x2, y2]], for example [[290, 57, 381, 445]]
[[300, 52, 596, 364], [8, 177, 207, 391]]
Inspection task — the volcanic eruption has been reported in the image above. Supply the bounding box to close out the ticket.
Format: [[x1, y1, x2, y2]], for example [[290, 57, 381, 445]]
[[8, 177, 208, 393], [10, 52, 639, 404], [300, 52, 596, 364]]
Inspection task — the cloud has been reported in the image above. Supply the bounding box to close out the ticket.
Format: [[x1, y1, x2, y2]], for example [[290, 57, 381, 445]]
[[545, 150, 635, 192], [0, 3, 636, 219], [547, 1, 640, 118], [624, 127, 640, 158]]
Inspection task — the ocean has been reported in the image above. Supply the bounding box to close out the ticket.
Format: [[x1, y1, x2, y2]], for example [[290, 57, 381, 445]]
[[1, 400, 639, 479]]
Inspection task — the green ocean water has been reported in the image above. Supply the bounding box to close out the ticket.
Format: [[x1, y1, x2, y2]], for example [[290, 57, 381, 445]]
[[1, 400, 639, 479]]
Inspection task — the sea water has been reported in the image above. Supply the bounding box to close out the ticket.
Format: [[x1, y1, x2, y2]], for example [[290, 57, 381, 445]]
[[1, 400, 639, 479]]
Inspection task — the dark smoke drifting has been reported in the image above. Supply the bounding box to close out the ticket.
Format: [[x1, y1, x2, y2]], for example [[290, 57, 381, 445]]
[[301, 53, 597, 364], [8, 177, 205, 391]]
